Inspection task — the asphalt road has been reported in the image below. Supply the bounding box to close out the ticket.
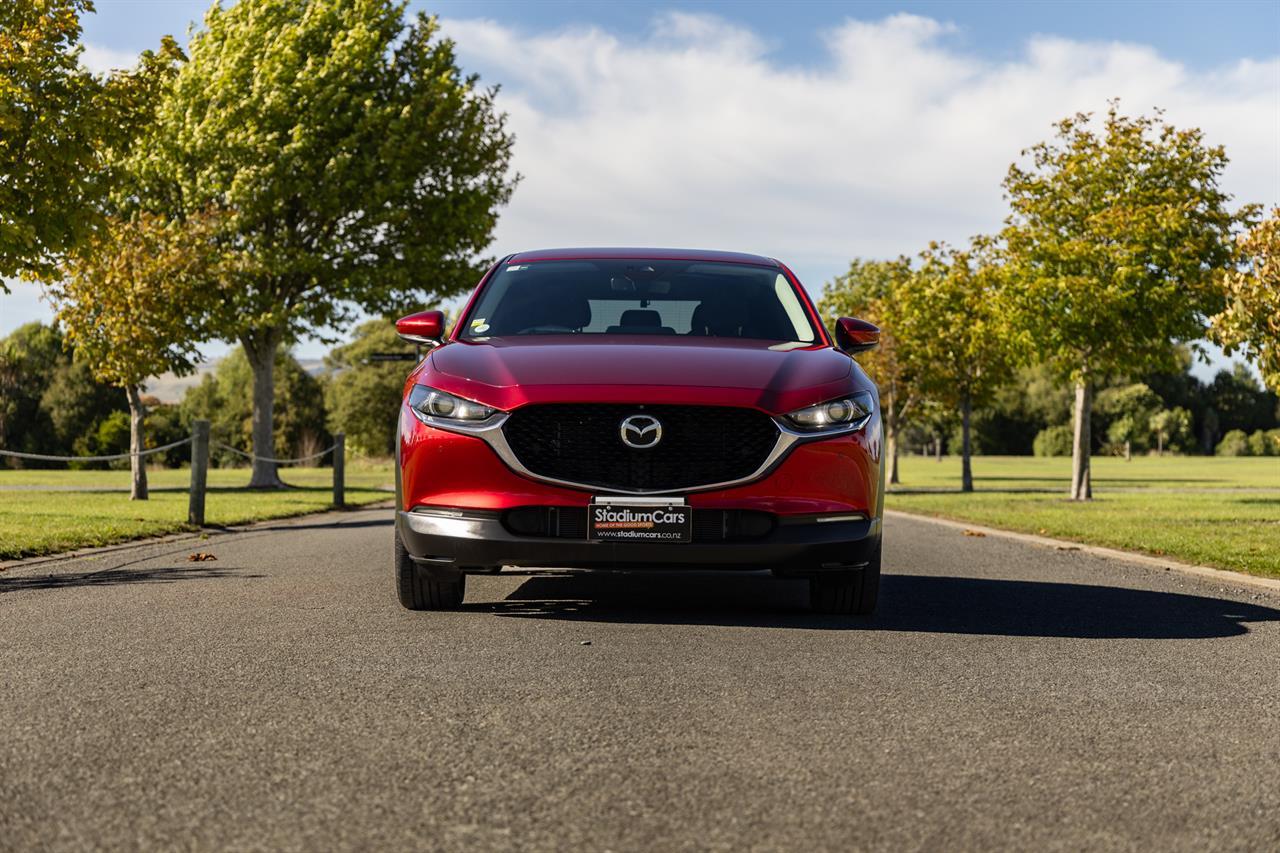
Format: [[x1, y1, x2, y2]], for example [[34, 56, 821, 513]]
[[2, 507, 1278, 852]]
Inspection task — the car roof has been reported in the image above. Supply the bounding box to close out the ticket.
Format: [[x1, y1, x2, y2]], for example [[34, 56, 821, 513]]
[[506, 247, 781, 267]]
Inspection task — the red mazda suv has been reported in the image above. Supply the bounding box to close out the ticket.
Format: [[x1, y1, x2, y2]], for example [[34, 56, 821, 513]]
[[393, 248, 884, 614]]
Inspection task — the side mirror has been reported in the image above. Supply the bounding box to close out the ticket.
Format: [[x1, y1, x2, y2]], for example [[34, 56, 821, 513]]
[[834, 317, 880, 354], [396, 310, 445, 346]]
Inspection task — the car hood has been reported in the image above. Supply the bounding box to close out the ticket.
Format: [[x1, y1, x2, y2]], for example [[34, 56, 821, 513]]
[[422, 336, 860, 413]]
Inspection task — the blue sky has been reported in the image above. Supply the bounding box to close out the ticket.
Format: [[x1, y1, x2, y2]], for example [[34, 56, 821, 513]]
[[75, 1, 1280, 70], [4, 0, 1278, 378]]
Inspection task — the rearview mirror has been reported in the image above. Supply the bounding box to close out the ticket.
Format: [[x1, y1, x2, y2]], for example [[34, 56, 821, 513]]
[[396, 310, 446, 346], [834, 317, 880, 354]]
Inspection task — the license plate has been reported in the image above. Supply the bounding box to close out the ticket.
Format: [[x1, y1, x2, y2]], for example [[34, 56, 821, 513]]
[[589, 497, 691, 543]]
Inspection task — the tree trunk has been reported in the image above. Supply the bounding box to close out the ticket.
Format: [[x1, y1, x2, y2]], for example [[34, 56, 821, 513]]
[[886, 427, 900, 485], [934, 435, 942, 462], [243, 330, 284, 489], [960, 393, 973, 493], [885, 391, 900, 485], [1070, 378, 1092, 501], [126, 384, 148, 501], [1157, 433, 1164, 456], [1124, 439, 1131, 461]]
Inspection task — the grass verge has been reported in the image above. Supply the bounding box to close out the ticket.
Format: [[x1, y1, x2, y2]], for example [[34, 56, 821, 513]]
[[888, 455, 1280, 579], [0, 463, 394, 561]]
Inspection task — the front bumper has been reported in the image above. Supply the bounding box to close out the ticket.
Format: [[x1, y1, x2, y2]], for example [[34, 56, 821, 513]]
[[397, 509, 881, 576]]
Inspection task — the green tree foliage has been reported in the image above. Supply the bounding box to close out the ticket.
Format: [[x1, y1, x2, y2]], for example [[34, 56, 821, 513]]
[[89, 410, 131, 469], [820, 257, 920, 484], [1001, 104, 1244, 498], [131, 0, 517, 486], [0, 0, 103, 285], [41, 356, 127, 456], [1211, 208, 1280, 391], [1097, 383, 1162, 458], [181, 346, 330, 471], [325, 319, 419, 457], [0, 322, 64, 452], [1246, 429, 1280, 456], [0, 322, 125, 464], [1216, 429, 1250, 457], [1148, 407, 1193, 455], [1033, 424, 1074, 457], [1208, 365, 1276, 436], [0, 0, 184, 287], [906, 238, 1021, 491]]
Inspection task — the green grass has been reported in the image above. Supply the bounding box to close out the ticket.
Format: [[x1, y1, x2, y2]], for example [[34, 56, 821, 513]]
[[888, 455, 1280, 578], [0, 462, 395, 560]]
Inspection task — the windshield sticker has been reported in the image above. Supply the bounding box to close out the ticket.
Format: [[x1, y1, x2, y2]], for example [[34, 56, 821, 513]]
[[470, 318, 490, 334], [506, 264, 526, 271]]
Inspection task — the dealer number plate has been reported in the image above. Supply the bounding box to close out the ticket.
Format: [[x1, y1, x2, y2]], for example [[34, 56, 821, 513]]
[[589, 497, 691, 543]]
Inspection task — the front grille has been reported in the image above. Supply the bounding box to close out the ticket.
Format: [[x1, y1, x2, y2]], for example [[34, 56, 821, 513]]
[[504, 507, 775, 541], [502, 404, 779, 492]]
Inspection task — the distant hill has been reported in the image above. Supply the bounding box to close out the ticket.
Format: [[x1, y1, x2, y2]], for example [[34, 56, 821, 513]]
[[144, 358, 328, 404]]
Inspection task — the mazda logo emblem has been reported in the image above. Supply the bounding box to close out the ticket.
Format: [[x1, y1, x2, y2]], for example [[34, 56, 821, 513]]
[[619, 414, 662, 449]]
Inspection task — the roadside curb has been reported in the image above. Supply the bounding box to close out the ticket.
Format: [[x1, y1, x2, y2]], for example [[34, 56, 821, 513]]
[[0, 500, 395, 574], [884, 509, 1280, 596]]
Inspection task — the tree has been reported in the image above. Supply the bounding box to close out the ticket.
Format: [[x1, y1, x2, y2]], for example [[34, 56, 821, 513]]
[[1215, 429, 1249, 457], [130, 0, 517, 487], [47, 211, 225, 497], [325, 319, 420, 457], [0, 0, 104, 286], [820, 257, 921, 484], [0, 322, 124, 463], [1097, 383, 1161, 459], [1211, 208, 1280, 392], [1002, 104, 1243, 499], [181, 345, 331, 470], [905, 238, 1021, 491], [1208, 364, 1276, 436], [0, 1, 181, 288], [1149, 407, 1192, 455]]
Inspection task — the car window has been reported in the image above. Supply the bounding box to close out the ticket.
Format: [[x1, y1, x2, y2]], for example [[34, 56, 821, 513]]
[[461, 259, 817, 343]]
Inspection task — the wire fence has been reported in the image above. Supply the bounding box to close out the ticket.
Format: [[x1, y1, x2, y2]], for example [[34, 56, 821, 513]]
[[212, 441, 341, 466], [0, 436, 193, 463], [0, 421, 347, 525]]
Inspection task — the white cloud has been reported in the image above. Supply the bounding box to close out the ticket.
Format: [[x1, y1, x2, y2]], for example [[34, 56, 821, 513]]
[[80, 42, 138, 74], [440, 13, 1280, 289]]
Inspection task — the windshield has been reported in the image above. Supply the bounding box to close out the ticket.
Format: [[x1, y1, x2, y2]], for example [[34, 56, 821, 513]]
[[460, 259, 818, 343]]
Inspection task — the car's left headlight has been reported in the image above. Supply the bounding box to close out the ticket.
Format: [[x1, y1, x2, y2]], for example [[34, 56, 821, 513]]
[[782, 391, 875, 433], [407, 385, 500, 426]]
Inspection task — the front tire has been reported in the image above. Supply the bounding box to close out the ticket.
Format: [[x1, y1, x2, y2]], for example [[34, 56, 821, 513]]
[[809, 542, 881, 616], [395, 529, 465, 610]]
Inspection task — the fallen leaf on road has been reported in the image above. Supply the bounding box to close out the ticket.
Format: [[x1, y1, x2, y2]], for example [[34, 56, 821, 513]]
[[963, 529, 986, 537], [188, 552, 218, 562], [1055, 546, 1080, 552]]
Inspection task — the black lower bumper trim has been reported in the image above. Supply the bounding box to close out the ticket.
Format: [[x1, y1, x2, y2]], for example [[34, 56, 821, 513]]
[[397, 509, 880, 576]]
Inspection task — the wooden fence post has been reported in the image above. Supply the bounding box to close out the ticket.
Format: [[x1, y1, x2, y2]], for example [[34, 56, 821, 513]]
[[333, 432, 345, 509], [189, 419, 210, 525]]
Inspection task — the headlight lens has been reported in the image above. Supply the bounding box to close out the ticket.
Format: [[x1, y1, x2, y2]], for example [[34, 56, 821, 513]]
[[783, 391, 874, 432], [407, 385, 499, 424]]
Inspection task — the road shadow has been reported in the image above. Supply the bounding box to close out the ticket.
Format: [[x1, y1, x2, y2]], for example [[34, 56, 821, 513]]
[[475, 571, 1280, 638], [0, 564, 262, 593]]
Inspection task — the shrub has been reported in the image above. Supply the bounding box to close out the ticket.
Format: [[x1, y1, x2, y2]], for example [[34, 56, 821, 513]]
[[1216, 429, 1250, 456], [1034, 424, 1074, 457], [1247, 429, 1280, 456]]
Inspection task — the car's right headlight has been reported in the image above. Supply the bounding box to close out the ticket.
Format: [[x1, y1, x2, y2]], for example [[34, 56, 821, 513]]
[[782, 391, 875, 433], [407, 385, 501, 426]]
